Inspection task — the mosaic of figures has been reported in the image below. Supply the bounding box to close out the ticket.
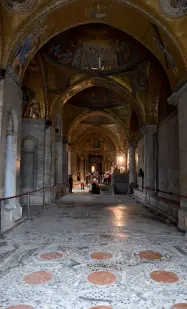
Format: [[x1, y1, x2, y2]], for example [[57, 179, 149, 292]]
[[8, 22, 47, 82], [22, 87, 42, 119], [159, 0, 187, 17], [151, 23, 178, 76], [44, 37, 147, 74], [85, 2, 108, 19]]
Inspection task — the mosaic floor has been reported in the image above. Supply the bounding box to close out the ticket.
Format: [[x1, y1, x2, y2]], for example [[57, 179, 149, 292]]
[[1, 192, 187, 309]]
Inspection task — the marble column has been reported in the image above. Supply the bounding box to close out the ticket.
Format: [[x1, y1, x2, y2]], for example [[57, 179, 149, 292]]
[[4, 134, 14, 209], [44, 126, 52, 186], [80, 157, 85, 181], [141, 125, 157, 193], [128, 141, 137, 185], [62, 144, 68, 187], [124, 150, 128, 171], [168, 82, 187, 231], [0, 74, 22, 232], [56, 136, 63, 184], [68, 149, 72, 176]]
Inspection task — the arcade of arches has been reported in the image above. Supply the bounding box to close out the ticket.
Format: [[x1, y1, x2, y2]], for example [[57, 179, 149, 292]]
[[0, 4, 187, 229], [2, 1, 187, 308]]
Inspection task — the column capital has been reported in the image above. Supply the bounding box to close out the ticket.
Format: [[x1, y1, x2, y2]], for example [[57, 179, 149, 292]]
[[168, 81, 187, 108], [128, 140, 138, 148], [141, 124, 157, 135]]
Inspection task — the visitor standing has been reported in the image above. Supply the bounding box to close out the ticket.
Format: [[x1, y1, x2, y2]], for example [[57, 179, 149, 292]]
[[68, 174, 73, 193]]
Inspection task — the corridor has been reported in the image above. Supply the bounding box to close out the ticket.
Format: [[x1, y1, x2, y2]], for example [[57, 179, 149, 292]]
[[0, 193, 187, 309]]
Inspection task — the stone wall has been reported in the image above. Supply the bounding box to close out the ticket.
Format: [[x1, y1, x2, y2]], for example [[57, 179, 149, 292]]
[[134, 111, 180, 222], [0, 74, 23, 232], [20, 118, 53, 205], [158, 111, 180, 197]]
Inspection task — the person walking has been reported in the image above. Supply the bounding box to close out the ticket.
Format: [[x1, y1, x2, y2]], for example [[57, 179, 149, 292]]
[[68, 174, 73, 193]]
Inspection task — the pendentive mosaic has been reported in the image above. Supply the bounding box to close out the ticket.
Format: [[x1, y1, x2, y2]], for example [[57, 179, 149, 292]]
[[2, 0, 38, 14]]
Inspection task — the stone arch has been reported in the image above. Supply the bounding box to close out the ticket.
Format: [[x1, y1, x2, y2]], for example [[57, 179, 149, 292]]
[[73, 125, 121, 153], [68, 110, 129, 142], [51, 77, 145, 125], [4, 0, 186, 87]]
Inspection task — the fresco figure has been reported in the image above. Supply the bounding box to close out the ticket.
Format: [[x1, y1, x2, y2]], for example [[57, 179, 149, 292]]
[[88, 3, 107, 19], [49, 42, 77, 65], [23, 98, 41, 119], [151, 23, 178, 76], [12, 24, 47, 79]]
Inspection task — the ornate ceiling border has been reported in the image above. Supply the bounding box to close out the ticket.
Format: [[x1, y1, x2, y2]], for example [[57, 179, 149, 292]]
[[2, 0, 38, 14], [158, 0, 187, 18]]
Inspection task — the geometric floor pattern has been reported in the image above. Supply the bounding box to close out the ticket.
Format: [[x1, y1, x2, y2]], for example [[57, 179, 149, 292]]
[[0, 192, 187, 309]]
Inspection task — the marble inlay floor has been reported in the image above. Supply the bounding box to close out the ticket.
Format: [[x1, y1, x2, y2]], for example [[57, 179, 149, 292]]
[[0, 191, 187, 309]]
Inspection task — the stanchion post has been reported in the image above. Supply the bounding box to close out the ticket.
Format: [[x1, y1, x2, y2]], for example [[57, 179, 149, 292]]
[[27, 192, 31, 220], [58, 185, 61, 199], [43, 187, 46, 210], [53, 187, 55, 205], [0, 198, 1, 235], [145, 187, 148, 206]]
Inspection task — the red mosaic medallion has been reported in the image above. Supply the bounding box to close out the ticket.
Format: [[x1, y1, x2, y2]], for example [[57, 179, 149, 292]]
[[7, 306, 34, 309], [150, 270, 179, 283], [90, 252, 113, 260], [138, 251, 162, 260], [171, 304, 187, 309], [24, 271, 52, 284], [40, 252, 63, 260], [88, 271, 116, 285], [89, 306, 113, 309]]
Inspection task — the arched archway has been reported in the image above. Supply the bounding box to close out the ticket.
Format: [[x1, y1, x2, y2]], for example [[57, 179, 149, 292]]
[[51, 77, 145, 125], [4, 0, 187, 89]]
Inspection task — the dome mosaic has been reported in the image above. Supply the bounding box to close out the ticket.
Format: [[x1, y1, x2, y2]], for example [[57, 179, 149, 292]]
[[42, 24, 149, 76]]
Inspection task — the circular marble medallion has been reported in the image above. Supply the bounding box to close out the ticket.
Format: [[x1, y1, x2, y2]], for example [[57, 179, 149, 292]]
[[90, 252, 112, 260], [7, 306, 34, 309], [88, 271, 116, 285], [138, 251, 162, 260], [150, 270, 179, 283], [89, 306, 113, 309], [40, 252, 63, 260], [24, 271, 52, 284], [171, 305, 187, 309]]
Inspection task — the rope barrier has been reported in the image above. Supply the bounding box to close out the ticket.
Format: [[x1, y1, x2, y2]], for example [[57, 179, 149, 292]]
[[136, 184, 187, 199], [0, 185, 61, 201], [0, 184, 63, 226]]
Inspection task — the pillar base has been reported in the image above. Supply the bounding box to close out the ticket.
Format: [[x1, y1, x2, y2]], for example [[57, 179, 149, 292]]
[[4, 200, 16, 211], [178, 208, 187, 232], [1, 202, 22, 232]]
